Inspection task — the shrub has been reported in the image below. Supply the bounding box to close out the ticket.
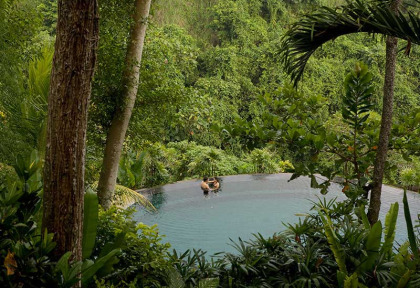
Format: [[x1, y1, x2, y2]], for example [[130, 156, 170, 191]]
[[0, 162, 18, 185], [248, 148, 280, 173], [117, 143, 171, 188], [278, 160, 294, 172], [0, 152, 123, 287], [0, 157, 55, 287], [168, 141, 248, 178], [119, 140, 297, 190], [400, 168, 417, 189], [93, 206, 171, 287]]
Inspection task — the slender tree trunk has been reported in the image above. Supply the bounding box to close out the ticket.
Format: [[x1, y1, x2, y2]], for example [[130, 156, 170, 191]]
[[97, 0, 152, 209], [42, 0, 99, 260], [367, 0, 401, 225]]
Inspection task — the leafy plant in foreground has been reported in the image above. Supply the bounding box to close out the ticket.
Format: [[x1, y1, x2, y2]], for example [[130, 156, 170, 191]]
[[290, 62, 378, 199], [0, 152, 122, 287]]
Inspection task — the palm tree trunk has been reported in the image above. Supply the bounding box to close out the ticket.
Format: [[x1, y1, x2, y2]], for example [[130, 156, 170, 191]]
[[97, 0, 152, 209], [367, 0, 402, 225], [42, 0, 99, 260]]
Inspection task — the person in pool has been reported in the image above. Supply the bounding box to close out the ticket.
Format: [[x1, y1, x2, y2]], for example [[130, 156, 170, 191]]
[[201, 176, 211, 192], [212, 178, 220, 190]]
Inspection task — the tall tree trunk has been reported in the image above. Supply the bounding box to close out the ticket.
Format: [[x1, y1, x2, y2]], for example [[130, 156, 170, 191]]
[[42, 0, 99, 260], [367, 0, 401, 225], [97, 0, 152, 209]]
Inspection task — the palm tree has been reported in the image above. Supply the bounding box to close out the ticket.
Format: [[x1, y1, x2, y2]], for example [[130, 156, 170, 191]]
[[280, 0, 420, 224], [280, 0, 419, 85]]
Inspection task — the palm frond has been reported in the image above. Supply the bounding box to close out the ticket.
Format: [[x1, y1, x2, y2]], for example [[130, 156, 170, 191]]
[[28, 45, 53, 106], [91, 182, 156, 211], [113, 184, 156, 211], [280, 0, 420, 86]]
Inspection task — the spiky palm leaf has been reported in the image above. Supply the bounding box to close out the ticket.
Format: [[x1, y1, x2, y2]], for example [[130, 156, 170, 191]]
[[2, 46, 53, 153], [91, 182, 156, 211], [27, 46, 53, 155], [280, 0, 420, 85], [113, 184, 156, 211]]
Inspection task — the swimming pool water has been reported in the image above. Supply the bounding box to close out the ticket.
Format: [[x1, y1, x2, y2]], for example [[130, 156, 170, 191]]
[[133, 174, 420, 256]]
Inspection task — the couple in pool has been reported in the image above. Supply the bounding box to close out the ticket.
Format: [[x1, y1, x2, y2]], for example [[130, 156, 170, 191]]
[[200, 176, 220, 192]]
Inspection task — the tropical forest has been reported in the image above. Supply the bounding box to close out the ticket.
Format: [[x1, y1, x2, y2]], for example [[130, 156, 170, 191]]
[[1, 0, 420, 287]]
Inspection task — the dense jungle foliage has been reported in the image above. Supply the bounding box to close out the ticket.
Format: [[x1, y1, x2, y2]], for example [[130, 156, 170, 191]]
[[0, 0, 419, 287], [1, 0, 419, 189]]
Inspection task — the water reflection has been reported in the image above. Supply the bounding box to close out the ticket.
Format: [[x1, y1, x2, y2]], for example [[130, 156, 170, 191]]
[[144, 187, 166, 210], [251, 174, 269, 181], [203, 190, 209, 198], [203, 189, 222, 198]]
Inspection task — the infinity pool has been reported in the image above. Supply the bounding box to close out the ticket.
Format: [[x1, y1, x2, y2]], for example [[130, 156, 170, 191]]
[[133, 174, 420, 256]]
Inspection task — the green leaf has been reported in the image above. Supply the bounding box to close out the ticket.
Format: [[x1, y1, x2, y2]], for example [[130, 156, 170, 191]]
[[320, 212, 347, 274], [81, 248, 120, 286], [403, 190, 419, 260], [359, 221, 382, 272], [355, 205, 370, 230], [337, 271, 347, 288], [344, 272, 358, 288], [82, 188, 98, 260], [167, 268, 185, 288], [397, 269, 412, 288], [381, 202, 398, 256], [56, 251, 72, 277], [310, 175, 318, 188]]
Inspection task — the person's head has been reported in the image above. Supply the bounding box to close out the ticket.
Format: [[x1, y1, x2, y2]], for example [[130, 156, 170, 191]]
[[214, 178, 219, 183], [203, 176, 208, 182]]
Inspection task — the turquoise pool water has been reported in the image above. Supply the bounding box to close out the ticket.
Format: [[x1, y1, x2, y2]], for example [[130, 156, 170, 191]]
[[132, 174, 420, 256]]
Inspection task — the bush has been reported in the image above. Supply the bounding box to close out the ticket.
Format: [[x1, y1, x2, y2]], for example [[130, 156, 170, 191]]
[[278, 160, 294, 172], [93, 206, 171, 287], [247, 148, 280, 173], [0, 152, 124, 287], [0, 162, 18, 184], [0, 159, 53, 286], [118, 141, 296, 189], [167, 141, 249, 178], [400, 168, 419, 190], [117, 143, 171, 188]]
